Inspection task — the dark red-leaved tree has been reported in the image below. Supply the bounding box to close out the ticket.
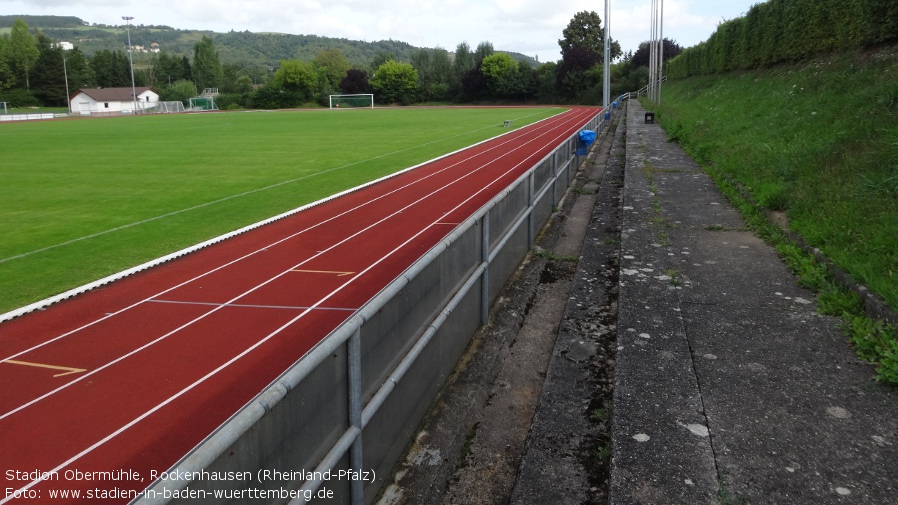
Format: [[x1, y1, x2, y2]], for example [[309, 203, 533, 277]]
[[339, 69, 371, 94]]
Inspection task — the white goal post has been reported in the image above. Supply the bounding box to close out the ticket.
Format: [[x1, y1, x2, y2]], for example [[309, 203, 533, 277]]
[[0, 102, 7, 115], [188, 97, 217, 111], [329, 94, 374, 109], [156, 101, 186, 114]]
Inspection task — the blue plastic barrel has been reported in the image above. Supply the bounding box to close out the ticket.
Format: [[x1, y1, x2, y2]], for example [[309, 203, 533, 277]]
[[576, 130, 597, 155]]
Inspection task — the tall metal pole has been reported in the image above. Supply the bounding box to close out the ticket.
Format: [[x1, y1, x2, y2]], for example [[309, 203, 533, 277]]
[[62, 51, 71, 113], [648, 0, 665, 103], [648, 0, 656, 101], [655, 0, 660, 102], [658, 0, 664, 104], [122, 16, 137, 114], [603, 0, 611, 109]]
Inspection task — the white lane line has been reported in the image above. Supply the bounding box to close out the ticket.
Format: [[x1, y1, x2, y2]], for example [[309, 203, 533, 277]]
[[0, 109, 593, 420], [0, 110, 579, 365], [146, 299, 358, 312], [2, 108, 598, 501]]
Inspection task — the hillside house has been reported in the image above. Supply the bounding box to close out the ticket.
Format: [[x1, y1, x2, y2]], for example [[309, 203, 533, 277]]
[[70, 87, 160, 115]]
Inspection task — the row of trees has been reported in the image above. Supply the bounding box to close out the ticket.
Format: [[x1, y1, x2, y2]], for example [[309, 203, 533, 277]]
[[1, 11, 675, 110], [152, 11, 628, 108], [255, 10, 628, 107], [667, 0, 898, 78]]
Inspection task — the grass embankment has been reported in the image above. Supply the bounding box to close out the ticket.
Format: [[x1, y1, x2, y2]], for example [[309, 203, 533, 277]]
[[647, 45, 898, 384], [0, 107, 562, 314]]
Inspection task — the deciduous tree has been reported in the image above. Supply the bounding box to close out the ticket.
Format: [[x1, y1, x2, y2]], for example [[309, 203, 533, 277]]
[[339, 68, 371, 94], [629, 39, 683, 68], [370, 59, 418, 104], [0, 35, 16, 93], [159, 79, 196, 104], [474, 41, 494, 62], [559, 11, 622, 63], [314, 48, 351, 87], [192, 35, 222, 91], [273, 59, 318, 101], [556, 46, 600, 101], [480, 53, 517, 98], [9, 19, 40, 89]]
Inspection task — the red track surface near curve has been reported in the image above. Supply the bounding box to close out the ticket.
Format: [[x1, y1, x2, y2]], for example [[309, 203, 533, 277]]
[[0, 106, 599, 503]]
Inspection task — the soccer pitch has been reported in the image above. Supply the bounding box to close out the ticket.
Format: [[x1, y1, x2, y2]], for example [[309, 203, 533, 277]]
[[0, 107, 564, 314]]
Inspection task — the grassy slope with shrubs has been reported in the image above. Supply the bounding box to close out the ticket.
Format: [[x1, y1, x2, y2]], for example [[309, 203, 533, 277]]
[[647, 45, 898, 383]]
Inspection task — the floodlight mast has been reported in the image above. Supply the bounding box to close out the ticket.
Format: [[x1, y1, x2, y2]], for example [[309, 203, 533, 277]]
[[603, 0, 611, 109], [648, 0, 664, 104], [123, 16, 137, 113], [658, 0, 664, 104], [649, 0, 656, 102]]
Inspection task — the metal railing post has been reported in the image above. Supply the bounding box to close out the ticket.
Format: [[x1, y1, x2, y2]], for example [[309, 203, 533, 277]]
[[480, 213, 490, 325], [551, 151, 558, 207], [528, 172, 535, 246], [348, 329, 364, 505]]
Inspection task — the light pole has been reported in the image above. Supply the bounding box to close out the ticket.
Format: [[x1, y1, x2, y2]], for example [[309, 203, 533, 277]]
[[122, 16, 137, 113], [62, 50, 71, 113], [658, 0, 664, 104], [648, 0, 664, 104], [603, 0, 611, 109]]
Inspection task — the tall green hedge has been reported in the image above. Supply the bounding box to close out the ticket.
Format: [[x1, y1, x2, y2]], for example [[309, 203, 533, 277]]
[[668, 0, 898, 78]]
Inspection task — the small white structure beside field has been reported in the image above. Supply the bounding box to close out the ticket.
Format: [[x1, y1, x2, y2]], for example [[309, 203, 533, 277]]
[[71, 87, 160, 115]]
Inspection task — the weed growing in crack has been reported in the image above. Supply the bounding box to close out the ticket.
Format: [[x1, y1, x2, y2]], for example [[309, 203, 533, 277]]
[[533, 249, 580, 262], [665, 268, 682, 286], [717, 479, 750, 505]]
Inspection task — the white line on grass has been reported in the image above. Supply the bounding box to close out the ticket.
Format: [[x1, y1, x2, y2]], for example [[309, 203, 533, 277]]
[[0, 109, 571, 323], [0, 109, 562, 266]]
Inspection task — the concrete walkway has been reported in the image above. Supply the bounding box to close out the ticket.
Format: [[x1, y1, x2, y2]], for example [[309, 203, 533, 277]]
[[609, 100, 898, 504]]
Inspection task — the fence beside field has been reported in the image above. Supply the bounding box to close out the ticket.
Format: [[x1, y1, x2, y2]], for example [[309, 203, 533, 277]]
[[0, 113, 67, 122], [136, 106, 616, 505]]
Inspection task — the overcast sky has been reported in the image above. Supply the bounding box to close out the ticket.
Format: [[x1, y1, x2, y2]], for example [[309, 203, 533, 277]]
[[4, 0, 759, 62]]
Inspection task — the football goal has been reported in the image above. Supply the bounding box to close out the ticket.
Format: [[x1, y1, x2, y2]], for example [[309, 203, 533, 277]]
[[0, 102, 7, 115], [155, 101, 186, 114], [329, 94, 374, 109], [188, 97, 217, 111]]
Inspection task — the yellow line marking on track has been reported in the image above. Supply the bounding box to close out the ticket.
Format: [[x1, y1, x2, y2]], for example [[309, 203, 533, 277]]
[[291, 269, 356, 277], [3, 359, 88, 377]]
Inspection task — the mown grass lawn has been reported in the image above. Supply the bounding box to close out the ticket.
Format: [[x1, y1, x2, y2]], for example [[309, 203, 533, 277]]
[[0, 106, 563, 313]]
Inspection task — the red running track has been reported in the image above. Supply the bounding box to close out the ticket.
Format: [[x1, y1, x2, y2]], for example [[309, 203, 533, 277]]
[[0, 106, 600, 503]]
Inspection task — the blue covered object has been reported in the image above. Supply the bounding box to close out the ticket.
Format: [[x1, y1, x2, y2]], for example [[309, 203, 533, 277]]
[[576, 130, 596, 155]]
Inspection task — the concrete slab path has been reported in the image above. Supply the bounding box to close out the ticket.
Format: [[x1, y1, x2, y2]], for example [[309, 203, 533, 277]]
[[610, 99, 898, 504]]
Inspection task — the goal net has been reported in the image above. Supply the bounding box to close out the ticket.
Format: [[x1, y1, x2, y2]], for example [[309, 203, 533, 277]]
[[329, 94, 374, 109], [188, 97, 217, 111], [155, 101, 186, 114], [0, 102, 7, 115]]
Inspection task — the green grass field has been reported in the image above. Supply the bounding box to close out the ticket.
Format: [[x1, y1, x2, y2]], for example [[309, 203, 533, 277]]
[[0, 107, 564, 313]]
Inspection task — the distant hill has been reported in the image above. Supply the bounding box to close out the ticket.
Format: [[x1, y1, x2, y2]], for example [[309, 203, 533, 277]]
[[0, 15, 539, 69]]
